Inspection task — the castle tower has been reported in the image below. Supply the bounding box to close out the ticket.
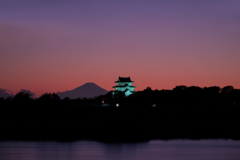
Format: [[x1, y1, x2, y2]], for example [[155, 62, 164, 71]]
[[112, 76, 136, 97]]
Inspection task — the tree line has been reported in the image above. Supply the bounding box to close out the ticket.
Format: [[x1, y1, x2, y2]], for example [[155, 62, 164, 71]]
[[0, 85, 240, 141], [0, 85, 239, 108]]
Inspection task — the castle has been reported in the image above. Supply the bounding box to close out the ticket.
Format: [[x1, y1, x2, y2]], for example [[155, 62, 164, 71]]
[[112, 76, 136, 97]]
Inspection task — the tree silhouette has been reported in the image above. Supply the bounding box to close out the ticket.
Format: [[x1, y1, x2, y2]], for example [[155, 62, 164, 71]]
[[221, 86, 234, 94], [173, 85, 187, 92], [38, 93, 61, 103], [203, 86, 220, 104], [13, 92, 31, 102]]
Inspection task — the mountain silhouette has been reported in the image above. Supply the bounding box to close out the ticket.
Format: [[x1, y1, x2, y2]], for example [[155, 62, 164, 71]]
[[57, 82, 109, 99]]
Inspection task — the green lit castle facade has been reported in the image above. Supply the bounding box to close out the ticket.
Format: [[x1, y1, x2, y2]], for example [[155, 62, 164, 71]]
[[112, 76, 136, 97]]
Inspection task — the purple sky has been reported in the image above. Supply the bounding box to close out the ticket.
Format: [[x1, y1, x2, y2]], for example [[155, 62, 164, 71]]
[[0, 0, 240, 97]]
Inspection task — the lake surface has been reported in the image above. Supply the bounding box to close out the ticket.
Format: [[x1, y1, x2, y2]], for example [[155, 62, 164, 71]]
[[0, 140, 240, 160]]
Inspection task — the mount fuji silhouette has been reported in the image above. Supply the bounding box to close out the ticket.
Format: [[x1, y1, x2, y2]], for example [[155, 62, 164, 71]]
[[57, 82, 109, 99]]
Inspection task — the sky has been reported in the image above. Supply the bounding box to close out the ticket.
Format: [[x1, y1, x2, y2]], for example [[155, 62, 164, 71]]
[[0, 0, 240, 97]]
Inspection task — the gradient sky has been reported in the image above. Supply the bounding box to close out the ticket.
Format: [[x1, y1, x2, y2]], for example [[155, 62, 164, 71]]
[[0, 0, 240, 97]]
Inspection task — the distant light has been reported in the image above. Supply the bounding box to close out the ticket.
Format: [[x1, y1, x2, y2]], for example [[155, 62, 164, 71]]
[[152, 104, 156, 107], [116, 103, 119, 107], [102, 100, 104, 104]]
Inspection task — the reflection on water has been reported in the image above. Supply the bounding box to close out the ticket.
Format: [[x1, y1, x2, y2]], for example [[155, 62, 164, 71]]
[[0, 140, 240, 160]]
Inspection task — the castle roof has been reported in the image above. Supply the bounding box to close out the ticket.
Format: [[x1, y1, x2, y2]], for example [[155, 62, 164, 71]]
[[113, 85, 136, 88], [115, 77, 133, 83]]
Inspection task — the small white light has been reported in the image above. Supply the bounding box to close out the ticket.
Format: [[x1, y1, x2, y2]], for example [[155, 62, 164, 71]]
[[116, 103, 119, 107]]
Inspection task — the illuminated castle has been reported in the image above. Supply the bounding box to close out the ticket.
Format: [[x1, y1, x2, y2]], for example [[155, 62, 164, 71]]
[[112, 76, 136, 97]]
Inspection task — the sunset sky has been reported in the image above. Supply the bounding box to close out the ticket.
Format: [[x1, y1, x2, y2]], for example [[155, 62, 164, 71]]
[[0, 0, 240, 97]]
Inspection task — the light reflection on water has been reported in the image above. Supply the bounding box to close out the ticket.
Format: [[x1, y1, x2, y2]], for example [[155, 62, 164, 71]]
[[0, 140, 240, 160]]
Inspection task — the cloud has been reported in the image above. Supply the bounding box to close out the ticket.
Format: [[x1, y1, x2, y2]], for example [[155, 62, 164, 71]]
[[21, 89, 35, 97], [0, 88, 11, 98]]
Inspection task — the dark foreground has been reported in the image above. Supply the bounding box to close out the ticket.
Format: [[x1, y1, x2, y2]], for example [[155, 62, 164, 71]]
[[1, 104, 240, 142]]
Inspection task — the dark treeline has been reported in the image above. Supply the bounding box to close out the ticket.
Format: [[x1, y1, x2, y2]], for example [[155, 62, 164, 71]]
[[0, 85, 240, 142]]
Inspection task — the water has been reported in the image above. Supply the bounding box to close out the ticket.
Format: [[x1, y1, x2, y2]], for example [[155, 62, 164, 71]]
[[0, 140, 240, 160]]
